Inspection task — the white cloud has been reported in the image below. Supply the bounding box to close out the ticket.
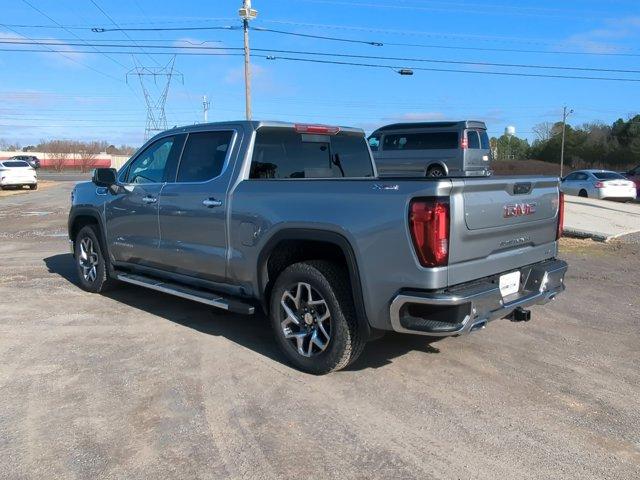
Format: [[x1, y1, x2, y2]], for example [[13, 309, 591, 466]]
[[0, 31, 87, 67], [562, 16, 640, 53]]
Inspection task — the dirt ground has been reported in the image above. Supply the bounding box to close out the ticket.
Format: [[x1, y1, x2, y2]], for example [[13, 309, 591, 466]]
[[0, 180, 55, 197], [0, 180, 638, 479]]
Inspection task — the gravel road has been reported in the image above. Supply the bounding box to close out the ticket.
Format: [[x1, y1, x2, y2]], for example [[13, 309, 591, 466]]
[[1, 181, 638, 479]]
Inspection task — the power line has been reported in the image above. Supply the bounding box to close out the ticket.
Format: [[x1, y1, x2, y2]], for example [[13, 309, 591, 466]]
[[16, 35, 640, 59], [380, 42, 640, 58], [3, 46, 640, 83], [259, 19, 640, 51], [4, 39, 640, 75], [20, 0, 128, 69], [91, 25, 238, 33], [8, 19, 640, 56], [251, 26, 382, 46], [88, 0, 161, 65], [264, 55, 640, 83], [0, 23, 123, 83]]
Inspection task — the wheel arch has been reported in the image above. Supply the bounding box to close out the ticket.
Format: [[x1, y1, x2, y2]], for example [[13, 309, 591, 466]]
[[426, 162, 448, 176], [68, 209, 109, 260], [257, 228, 371, 337]]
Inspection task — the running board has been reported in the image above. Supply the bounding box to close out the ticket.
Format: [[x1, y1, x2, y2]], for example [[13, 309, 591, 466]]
[[115, 273, 255, 315]]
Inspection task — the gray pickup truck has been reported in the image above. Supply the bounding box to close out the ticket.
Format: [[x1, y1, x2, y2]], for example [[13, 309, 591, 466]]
[[68, 121, 567, 374]]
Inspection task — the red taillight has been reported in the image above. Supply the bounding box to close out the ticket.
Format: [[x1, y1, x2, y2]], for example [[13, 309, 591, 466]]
[[294, 124, 340, 135], [460, 134, 468, 149], [409, 199, 449, 267], [594, 181, 605, 188], [557, 192, 564, 240]]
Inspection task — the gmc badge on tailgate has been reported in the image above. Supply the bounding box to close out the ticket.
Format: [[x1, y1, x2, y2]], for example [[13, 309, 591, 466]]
[[503, 202, 537, 218]]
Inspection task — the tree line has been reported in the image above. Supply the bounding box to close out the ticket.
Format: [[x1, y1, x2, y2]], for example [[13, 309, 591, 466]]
[[0, 139, 138, 172], [492, 114, 640, 171]]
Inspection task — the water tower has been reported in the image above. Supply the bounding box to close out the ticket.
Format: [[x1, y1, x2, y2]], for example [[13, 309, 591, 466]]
[[504, 126, 516, 160]]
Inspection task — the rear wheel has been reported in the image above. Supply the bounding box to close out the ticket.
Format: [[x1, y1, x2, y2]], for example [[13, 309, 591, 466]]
[[427, 165, 446, 177], [269, 260, 365, 374], [74, 225, 116, 293], [29, 184, 37, 190], [579, 189, 588, 198]]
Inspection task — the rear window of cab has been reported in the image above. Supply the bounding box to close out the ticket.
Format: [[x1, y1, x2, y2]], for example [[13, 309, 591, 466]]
[[250, 128, 374, 179]]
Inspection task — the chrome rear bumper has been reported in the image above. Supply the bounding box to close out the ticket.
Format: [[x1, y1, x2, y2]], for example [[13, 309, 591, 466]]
[[390, 259, 567, 337]]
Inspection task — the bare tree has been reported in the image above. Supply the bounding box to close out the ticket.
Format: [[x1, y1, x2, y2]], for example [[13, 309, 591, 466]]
[[77, 141, 102, 173], [532, 122, 555, 142], [42, 140, 73, 172]]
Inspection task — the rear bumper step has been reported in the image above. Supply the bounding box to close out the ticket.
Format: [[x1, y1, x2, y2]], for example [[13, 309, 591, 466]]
[[115, 272, 255, 315], [389, 259, 567, 336]]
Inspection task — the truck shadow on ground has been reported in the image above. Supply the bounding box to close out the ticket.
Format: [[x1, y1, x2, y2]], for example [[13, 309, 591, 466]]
[[44, 253, 442, 372]]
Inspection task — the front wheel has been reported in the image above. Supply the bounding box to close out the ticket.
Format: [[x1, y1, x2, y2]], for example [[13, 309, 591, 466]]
[[269, 260, 365, 374], [74, 225, 116, 293], [29, 184, 37, 190]]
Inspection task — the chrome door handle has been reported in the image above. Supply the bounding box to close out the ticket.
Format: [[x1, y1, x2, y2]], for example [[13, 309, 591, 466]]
[[202, 198, 223, 208], [142, 196, 157, 204]]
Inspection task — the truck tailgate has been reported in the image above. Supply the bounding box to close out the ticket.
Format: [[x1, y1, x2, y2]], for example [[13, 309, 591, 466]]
[[447, 176, 560, 286]]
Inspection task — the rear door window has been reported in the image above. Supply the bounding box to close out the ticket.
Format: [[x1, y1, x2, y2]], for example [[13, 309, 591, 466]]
[[250, 128, 373, 179], [382, 132, 458, 150], [466, 130, 480, 149], [176, 131, 234, 182], [479, 131, 490, 149]]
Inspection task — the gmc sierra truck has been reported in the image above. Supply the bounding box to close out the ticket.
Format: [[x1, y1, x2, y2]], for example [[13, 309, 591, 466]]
[[68, 121, 567, 374]]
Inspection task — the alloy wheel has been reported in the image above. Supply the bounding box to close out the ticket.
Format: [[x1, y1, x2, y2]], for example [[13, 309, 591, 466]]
[[78, 236, 99, 283], [280, 282, 331, 357]]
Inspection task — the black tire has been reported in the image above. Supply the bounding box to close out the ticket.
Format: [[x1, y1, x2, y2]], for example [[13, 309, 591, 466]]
[[29, 184, 37, 190], [269, 260, 365, 375], [579, 189, 588, 198], [427, 165, 446, 177], [74, 225, 116, 293]]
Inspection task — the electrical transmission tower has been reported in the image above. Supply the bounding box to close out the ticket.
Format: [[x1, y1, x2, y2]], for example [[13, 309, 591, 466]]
[[127, 56, 183, 140]]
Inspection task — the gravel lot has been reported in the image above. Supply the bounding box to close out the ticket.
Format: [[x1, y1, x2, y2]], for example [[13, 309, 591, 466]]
[[1, 181, 638, 479]]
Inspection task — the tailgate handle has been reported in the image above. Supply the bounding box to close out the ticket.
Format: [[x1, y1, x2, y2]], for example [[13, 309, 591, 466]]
[[513, 182, 532, 195]]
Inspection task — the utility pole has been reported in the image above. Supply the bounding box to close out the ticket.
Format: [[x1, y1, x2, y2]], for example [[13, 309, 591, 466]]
[[560, 106, 573, 178], [202, 95, 210, 123], [239, 0, 258, 120]]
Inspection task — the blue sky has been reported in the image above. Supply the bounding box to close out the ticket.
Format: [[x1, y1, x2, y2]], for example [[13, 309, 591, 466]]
[[1, 0, 640, 146]]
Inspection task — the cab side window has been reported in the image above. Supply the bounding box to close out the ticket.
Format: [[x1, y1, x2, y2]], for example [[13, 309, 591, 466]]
[[125, 136, 177, 184]]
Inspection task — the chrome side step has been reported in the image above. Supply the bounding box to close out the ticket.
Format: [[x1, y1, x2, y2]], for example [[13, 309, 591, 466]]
[[116, 272, 255, 315]]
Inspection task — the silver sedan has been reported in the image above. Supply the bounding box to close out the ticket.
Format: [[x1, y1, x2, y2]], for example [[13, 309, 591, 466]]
[[560, 169, 637, 201]]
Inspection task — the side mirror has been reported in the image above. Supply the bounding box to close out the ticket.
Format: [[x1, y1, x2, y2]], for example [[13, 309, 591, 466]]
[[92, 168, 117, 187]]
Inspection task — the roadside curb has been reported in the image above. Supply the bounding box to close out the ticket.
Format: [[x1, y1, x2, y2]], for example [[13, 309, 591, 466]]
[[563, 228, 640, 243]]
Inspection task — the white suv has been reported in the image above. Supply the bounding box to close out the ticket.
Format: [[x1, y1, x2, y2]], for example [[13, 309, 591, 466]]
[[0, 160, 38, 190]]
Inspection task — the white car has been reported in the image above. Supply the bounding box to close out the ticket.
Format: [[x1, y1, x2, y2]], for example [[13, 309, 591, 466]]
[[561, 169, 636, 201], [0, 160, 38, 190]]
